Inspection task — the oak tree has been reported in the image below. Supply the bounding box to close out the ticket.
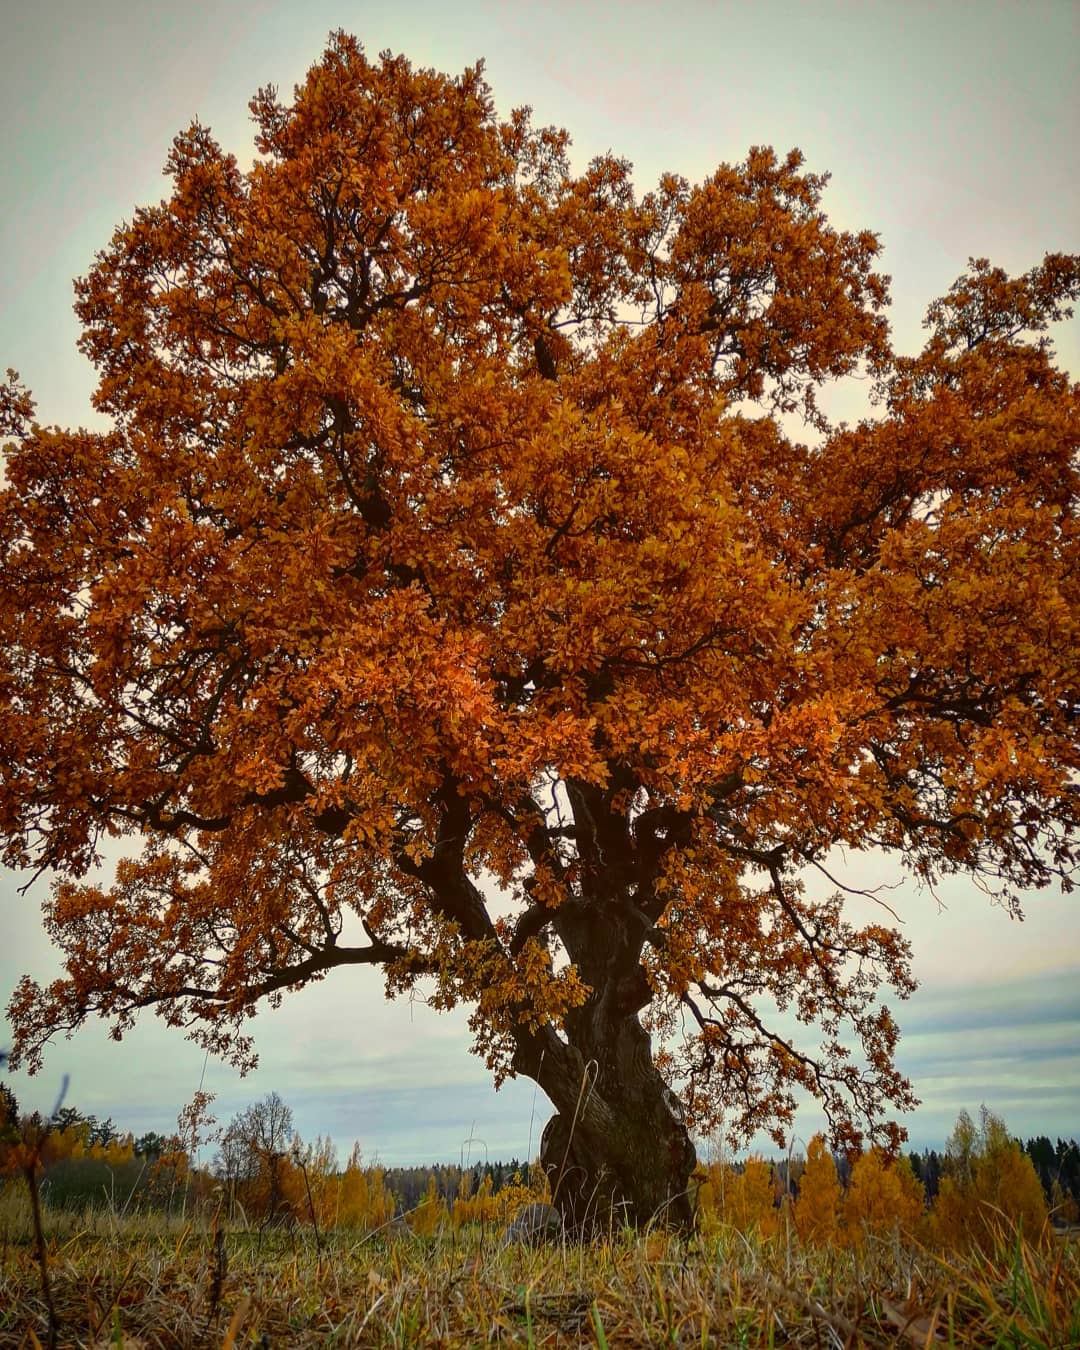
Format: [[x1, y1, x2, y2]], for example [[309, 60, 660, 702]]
[[2, 34, 1078, 1231]]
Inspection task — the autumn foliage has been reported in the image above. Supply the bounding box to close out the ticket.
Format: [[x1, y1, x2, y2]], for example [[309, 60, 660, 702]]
[[1, 32, 1078, 1227], [930, 1107, 1049, 1253], [842, 1146, 925, 1249], [696, 1111, 1053, 1255], [793, 1133, 841, 1247]]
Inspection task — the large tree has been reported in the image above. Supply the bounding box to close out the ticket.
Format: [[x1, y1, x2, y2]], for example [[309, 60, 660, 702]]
[[2, 34, 1077, 1231]]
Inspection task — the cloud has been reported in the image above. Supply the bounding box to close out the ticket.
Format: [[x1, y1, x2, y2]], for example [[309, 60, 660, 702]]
[[885, 969, 1080, 1148], [898, 969, 1080, 1036]]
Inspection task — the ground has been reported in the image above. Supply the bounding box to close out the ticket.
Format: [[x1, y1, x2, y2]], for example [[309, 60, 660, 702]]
[[1, 1193, 1077, 1347]]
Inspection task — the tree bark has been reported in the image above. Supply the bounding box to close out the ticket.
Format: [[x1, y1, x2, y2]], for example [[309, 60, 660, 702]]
[[536, 1024, 696, 1235], [512, 902, 697, 1235]]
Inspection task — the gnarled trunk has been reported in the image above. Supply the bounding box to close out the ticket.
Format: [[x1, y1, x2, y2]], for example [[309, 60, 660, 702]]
[[512, 901, 697, 1235], [503, 773, 703, 1233], [537, 1021, 696, 1235]]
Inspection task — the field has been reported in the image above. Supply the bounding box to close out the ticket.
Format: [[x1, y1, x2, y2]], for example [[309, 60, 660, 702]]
[[2, 1191, 1078, 1349]]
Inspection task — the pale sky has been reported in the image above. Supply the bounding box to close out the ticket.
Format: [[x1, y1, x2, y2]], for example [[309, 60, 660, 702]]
[[1, 0, 1078, 1165]]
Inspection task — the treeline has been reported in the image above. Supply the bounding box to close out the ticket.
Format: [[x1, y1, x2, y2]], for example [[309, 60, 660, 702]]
[[903, 1135, 1080, 1217], [697, 1107, 1078, 1254], [3, 1083, 1077, 1247], [382, 1159, 535, 1211], [0, 1085, 549, 1231]]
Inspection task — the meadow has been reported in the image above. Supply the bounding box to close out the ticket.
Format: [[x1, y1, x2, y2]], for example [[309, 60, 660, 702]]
[[2, 1182, 1078, 1348]]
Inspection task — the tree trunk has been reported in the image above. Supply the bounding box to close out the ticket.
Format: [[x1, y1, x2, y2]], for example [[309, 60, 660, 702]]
[[510, 781, 699, 1234], [538, 1035, 697, 1236], [513, 972, 697, 1235]]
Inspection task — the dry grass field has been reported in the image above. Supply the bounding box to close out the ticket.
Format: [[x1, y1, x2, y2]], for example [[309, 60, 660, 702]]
[[2, 1186, 1078, 1348]]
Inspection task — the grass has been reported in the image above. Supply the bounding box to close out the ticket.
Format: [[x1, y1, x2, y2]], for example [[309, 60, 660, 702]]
[[1, 1185, 1078, 1347]]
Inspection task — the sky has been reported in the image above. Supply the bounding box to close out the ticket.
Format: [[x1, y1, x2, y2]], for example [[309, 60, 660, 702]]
[[1, 0, 1078, 1167]]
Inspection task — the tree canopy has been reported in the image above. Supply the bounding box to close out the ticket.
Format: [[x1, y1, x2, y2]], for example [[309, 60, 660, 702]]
[[2, 32, 1077, 1227]]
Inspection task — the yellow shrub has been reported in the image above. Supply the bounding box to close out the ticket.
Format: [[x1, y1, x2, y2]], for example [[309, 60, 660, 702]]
[[931, 1109, 1047, 1252], [706, 1157, 778, 1239], [410, 1175, 445, 1236], [498, 1163, 551, 1222], [336, 1145, 395, 1231], [694, 1160, 734, 1233], [793, 1134, 840, 1248], [843, 1148, 923, 1248]]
